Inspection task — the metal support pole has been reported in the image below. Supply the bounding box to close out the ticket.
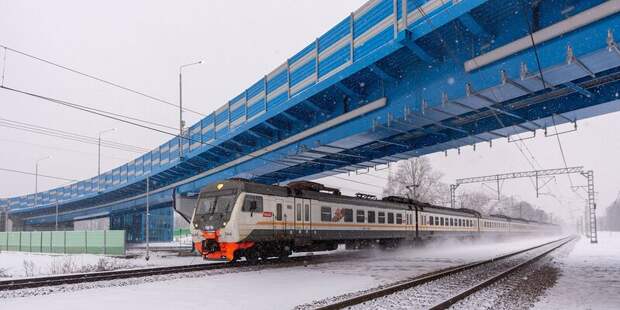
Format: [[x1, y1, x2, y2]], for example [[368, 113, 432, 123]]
[[55, 199, 59, 231], [450, 184, 457, 209], [582, 170, 598, 243], [179, 71, 184, 160], [145, 175, 150, 261], [35, 163, 38, 207]]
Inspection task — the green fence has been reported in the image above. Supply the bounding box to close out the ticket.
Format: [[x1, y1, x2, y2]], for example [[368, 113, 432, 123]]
[[0, 230, 126, 255], [173, 228, 190, 239]]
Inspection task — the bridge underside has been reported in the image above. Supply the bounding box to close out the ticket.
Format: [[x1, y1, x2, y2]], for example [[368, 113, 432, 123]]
[[7, 0, 620, 241]]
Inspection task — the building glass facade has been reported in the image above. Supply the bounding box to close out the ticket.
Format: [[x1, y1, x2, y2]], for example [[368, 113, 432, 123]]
[[110, 206, 173, 242]]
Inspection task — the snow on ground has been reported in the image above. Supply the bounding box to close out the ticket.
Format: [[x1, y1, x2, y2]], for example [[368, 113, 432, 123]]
[[0, 249, 206, 279], [534, 231, 620, 310], [1, 235, 563, 310]]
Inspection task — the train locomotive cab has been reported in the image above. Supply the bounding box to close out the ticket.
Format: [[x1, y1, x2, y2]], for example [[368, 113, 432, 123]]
[[191, 182, 252, 261]]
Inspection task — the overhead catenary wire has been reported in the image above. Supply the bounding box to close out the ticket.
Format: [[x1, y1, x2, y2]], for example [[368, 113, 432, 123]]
[[0, 167, 77, 182], [0, 137, 133, 161], [0, 44, 206, 116], [0, 117, 149, 153], [0, 85, 299, 170]]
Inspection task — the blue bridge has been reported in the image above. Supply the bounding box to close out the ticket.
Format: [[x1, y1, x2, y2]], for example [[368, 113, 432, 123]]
[[2, 0, 619, 242]]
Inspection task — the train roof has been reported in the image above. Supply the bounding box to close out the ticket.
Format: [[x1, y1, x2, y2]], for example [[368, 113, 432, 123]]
[[202, 179, 481, 217]]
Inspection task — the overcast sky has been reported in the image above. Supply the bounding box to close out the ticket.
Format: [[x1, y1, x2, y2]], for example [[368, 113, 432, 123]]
[[1, 0, 619, 224]]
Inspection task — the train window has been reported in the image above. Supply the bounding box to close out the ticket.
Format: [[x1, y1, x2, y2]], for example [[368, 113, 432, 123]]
[[378, 212, 386, 224], [276, 203, 282, 221], [435, 217, 440, 226], [449, 218, 453, 226], [296, 203, 302, 221], [429, 216, 434, 226], [304, 204, 310, 221], [242, 195, 263, 212], [367, 211, 376, 223], [440, 217, 444, 226], [343, 209, 353, 223], [387, 213, 394, 224], [356, 210, 365, 223], [396, 213, 403, 224], [321, 207, 331, 222], [459, 219, 462, 227]]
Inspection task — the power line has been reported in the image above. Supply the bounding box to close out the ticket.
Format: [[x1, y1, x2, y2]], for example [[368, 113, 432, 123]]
[[0, 167, 77, 182], [0, 44, 206, 116], [0, 117, 149, 153], [0, 137, 133, 161], [0, 85, 296, 169]]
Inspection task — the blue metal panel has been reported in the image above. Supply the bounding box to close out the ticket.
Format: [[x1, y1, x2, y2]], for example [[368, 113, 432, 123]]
[[246, 99, 265, 118], [216, 126, 229, 138], [85, 179, 93, 194], [120, 165, 128, 184], [142, 153, 152, 174], [267, 71, 287, 93], [151, 148, 160, 169], [230, 92, 246, 104], [112, 168, 120, 185], [247, 78, 265, 99], [135, 157, 143, 176], [202, 113, 215, 128], [160, 143, 170, 165], [230, 105, 246, 122], [169, 138, 180, 163], [318, 16, 351, 53], [354, 25, 394, 61], [128, 160, 136, 180], [202, 128, 214, 142], [290, 60, 316, 86], [215, 108, 229, 125], [319, 44, 351, 77], [354, 0, 393, 38], [267, 92, 288, 111], [189, 123, 202, 152], [289, 43, 315, 65]]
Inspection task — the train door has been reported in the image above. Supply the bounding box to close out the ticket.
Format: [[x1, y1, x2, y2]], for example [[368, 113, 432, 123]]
[[293, 198, 311, 233], [283, 200, 294, 234], [273, 199, 285, 235]]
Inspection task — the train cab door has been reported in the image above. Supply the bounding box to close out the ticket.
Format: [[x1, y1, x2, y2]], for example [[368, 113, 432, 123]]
[[273, 199, 285, 236]]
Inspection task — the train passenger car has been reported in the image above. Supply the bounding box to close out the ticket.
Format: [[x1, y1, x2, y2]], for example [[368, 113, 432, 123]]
[[191, 179, 556, 263]]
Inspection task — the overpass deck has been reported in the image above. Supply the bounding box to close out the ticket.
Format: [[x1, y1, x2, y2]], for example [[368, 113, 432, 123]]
[[2, 0, 619, 235]]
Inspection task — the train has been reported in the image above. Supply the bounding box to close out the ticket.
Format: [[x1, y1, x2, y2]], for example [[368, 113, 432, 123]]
[[190, 179, 558, 263]]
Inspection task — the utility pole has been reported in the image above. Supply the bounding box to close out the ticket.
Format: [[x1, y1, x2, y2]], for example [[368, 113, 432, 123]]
[[34, 156, 51, 207], [145, 175, 150, 261], [97, 128, 115, 192], [179, 60, 204, 159]]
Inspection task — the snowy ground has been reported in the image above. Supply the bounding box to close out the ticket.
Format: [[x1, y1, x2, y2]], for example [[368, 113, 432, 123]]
[[534, 231, 620, 310], [0, 249, 206, 279], [0, 235, 563, 310]]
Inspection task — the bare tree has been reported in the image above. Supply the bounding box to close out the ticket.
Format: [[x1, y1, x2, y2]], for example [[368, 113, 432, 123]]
[[383, 157, 448, 205], [457, 191, 492, 212]]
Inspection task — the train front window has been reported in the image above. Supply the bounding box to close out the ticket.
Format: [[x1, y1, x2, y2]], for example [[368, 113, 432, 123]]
[[193, 192, 237, 230]]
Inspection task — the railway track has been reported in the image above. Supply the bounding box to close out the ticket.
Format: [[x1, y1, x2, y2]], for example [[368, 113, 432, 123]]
[[314, 236, 574, 310], [0, 252, 343, 291]]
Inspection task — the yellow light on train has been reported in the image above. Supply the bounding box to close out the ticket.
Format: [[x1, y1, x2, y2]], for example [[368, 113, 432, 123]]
[[216, 183, 224, 190]]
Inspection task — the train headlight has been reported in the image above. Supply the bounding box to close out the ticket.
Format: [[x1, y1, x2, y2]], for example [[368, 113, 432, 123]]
[[204, 225, 214, 230], [222, 221, 227, 227]]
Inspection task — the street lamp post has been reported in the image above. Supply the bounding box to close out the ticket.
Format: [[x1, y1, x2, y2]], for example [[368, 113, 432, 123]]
[[34, 156, 51, 207], [179, 60, 204, 159], [97, 128, 116, 192]]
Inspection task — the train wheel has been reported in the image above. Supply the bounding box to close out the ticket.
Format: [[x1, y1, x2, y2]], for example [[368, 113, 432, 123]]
[[245, 248, 261, 265]]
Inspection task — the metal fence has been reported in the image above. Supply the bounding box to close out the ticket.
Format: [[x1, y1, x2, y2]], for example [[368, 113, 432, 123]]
[[0, 230, 126, 255]]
